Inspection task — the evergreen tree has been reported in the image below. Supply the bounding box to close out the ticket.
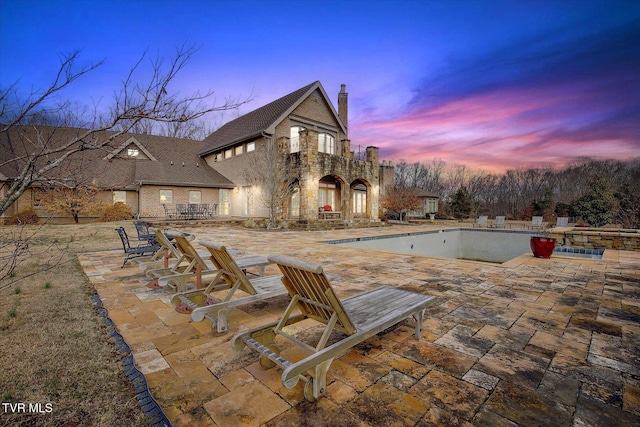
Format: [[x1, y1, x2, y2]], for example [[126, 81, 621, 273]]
[[570, 175, 614, 227], [450, 186, 472, 219]]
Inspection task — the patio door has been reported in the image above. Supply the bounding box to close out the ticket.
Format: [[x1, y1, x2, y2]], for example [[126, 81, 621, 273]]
[[352, 187, 366, 215]]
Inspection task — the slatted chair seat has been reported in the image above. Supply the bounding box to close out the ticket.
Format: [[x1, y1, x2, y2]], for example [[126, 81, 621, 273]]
[[231, 255, 436, 402]]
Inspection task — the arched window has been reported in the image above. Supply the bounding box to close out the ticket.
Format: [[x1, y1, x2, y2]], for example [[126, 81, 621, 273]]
[[290, 126, 305, 153], [318, 133, 336, 154]]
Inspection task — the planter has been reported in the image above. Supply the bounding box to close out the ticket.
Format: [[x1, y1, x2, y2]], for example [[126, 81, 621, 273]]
[[530, 236, 556, 258]]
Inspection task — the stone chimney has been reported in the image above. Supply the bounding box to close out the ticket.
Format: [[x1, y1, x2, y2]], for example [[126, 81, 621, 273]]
[[338, 84, 348, 132]]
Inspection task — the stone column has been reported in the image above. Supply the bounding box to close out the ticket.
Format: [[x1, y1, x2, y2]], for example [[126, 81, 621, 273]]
[[299, 129, 320, 223]]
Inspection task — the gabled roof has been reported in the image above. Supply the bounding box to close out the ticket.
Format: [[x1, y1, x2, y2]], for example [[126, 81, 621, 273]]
[[105, 136, 157, 161], [415, 189, 439, 198], [199, 81, 347, 157], [1, 126, 234, 189]]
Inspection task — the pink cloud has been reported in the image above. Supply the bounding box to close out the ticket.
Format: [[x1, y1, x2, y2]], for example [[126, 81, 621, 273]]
[[351, 84, 638, 174]]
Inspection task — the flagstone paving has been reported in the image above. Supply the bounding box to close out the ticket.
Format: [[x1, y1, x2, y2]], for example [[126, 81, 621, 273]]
[[79, 224, 640, 426]]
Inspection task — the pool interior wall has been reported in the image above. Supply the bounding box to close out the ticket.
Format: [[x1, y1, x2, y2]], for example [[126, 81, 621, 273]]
[[326, 228, 603, 263]]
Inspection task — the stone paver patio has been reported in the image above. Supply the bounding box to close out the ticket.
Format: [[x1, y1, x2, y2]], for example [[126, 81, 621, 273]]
[[79, 224, 640, 426]]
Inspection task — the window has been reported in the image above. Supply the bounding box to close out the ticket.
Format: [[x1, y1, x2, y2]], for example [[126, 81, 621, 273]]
[[127, 147, 139, 157], [318, 181, 337, 210], [289, 189, 300, 219], [189, 191, 201, 204], [235, 145, 243, 156], [159, 189, 173, 204], [215, 152, 223, 162], [318, 133, 336, 155], [113, 191, 127, 204], [243, 186, 253, 215], [352, 184, 366, 215], [427, 199, 438, 213], [219, 189, 230, 215], [225, 149, 233, 159], [246, 142, 255, 152], [290, 126, 305, 153]]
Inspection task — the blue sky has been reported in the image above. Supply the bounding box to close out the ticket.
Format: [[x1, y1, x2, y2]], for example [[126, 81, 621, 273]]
[[1, 0, 639, 173]]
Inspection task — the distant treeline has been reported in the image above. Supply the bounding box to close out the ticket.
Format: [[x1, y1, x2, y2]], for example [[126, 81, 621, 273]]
[[393, 157, 640, 228]]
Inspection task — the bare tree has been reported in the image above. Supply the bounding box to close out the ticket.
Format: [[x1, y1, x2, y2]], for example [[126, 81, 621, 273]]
[[37, 185, 104, 223], [243, 137, 299, 229], [0, 45, 249, 216], [0, 45, 249, 283]]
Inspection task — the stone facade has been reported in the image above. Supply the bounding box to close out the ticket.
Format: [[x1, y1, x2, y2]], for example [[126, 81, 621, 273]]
[[201, 82, 388, 223], [289, 129, 380, 222], [546, 228, 640, 252]]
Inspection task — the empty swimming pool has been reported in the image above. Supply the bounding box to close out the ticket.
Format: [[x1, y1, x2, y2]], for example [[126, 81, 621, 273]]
[[326, 228, 603, 263]]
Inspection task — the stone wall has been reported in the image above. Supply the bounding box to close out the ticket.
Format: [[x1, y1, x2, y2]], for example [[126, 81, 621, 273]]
[[546, 228, 640, 251]]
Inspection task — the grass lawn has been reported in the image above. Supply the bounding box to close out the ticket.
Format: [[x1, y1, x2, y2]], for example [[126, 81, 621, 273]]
[[1, 221, 150, 427]]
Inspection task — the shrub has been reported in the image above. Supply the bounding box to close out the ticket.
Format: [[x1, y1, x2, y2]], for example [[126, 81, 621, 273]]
[[99, 202, 134, 222], [7, 208, 40, 225]]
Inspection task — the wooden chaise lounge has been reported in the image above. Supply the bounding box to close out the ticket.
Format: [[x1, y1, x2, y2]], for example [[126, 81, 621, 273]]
[[133, 228, 189, 274], [147, 233, 270, 293], [231, 255, 436, 402], [171, 241, 283, 333]]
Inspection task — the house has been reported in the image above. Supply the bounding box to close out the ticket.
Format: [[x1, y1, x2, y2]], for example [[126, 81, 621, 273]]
[[407, 189, 440, 219], [1, 81, 390, 224], [0, 128, 233, 221], [199, 81, 385, 223]]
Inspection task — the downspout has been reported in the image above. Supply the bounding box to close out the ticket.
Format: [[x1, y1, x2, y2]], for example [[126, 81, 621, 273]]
[[137, 181, 142, 219]]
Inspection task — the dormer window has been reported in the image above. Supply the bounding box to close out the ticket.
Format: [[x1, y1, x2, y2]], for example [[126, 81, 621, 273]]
[[127, 148, 139, 157]]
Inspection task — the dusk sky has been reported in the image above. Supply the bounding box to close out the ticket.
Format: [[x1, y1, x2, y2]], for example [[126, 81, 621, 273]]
[[1, 0, 639, 173]]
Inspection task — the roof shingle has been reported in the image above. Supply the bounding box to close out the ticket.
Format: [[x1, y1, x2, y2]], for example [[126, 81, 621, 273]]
[[198, 81, 320, 157]]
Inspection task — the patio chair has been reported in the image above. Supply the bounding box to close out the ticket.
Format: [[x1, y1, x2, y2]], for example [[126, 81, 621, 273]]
[[149, 233, 270, 293], [528, 216, 544, 230], [162, 204, 175, 219], [473, 215, 488, 227], [171, 241, 281, 333], [115, 227, 160, 268], [133, 220, 156, 245], [145, 232, 220, 292], [134, 228, 188, 273], [491, 216, 506, 228], [555, 217, 569, 227], [231, 255, 436, 402]]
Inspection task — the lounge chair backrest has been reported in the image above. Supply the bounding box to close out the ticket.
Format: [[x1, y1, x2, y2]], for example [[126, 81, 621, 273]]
[[478, 216, 487, 224], [556, 217, 568, 227], [115, 227, 132, 250], [532, 216, 543, 226], [199, 240, 257, 294], [268, 255, 356, 335], [495, 216, 505, 224], [152, 228, 181, 259], [173, 234, 209, 269]]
